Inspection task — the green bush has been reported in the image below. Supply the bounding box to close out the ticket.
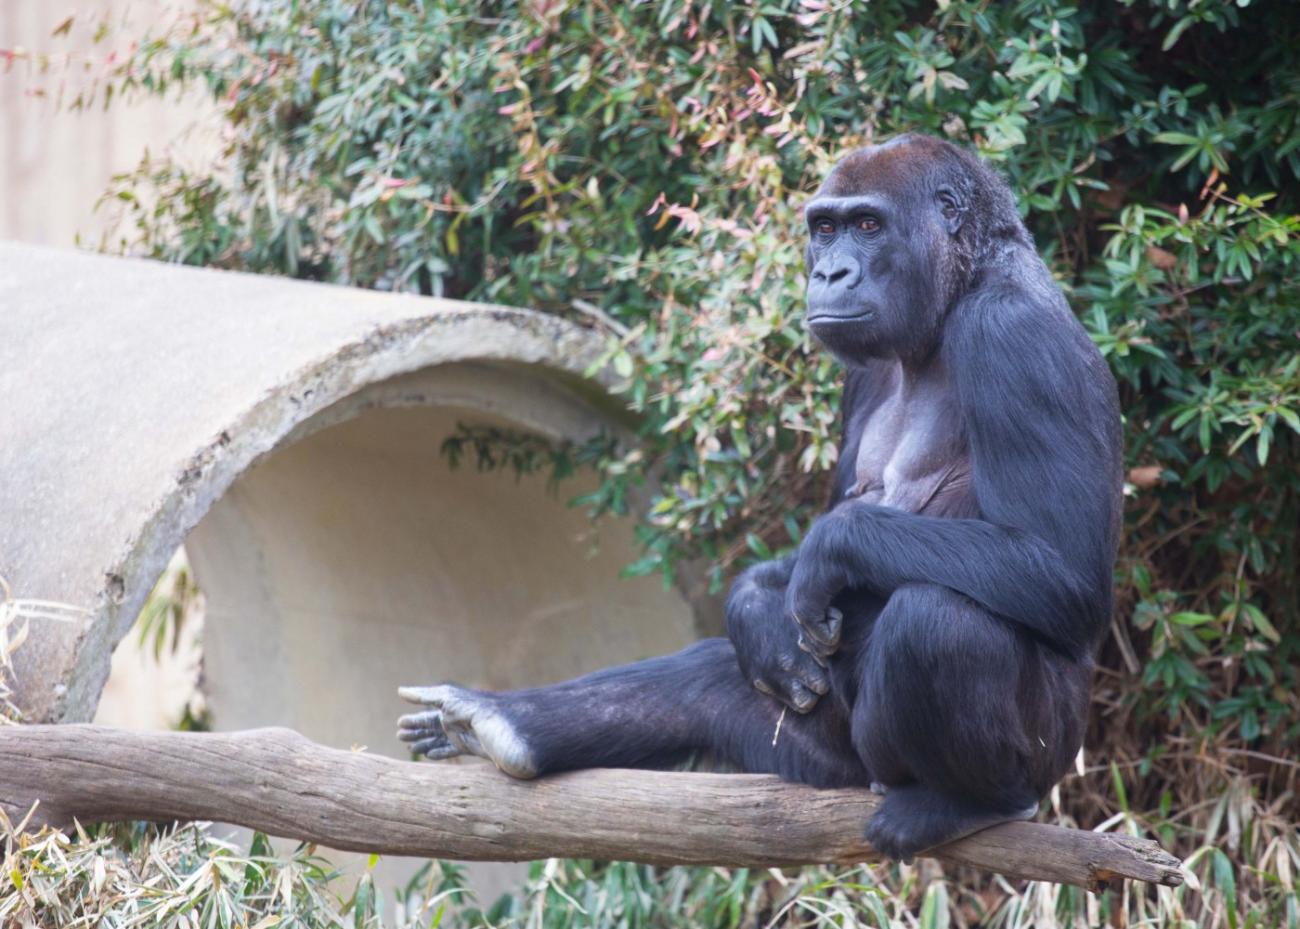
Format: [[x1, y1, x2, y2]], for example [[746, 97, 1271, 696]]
[[46, 0, 1300, 922]]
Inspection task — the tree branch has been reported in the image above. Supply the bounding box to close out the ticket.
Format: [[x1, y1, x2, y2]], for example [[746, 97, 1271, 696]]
[[0, 725, 1182, 891]]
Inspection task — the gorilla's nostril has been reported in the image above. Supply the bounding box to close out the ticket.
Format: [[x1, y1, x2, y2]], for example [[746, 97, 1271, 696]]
[[811, 255, 861, 290]]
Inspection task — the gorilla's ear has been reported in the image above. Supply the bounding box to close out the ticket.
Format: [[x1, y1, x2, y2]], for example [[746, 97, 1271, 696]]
[[936, 187, 966, 236]]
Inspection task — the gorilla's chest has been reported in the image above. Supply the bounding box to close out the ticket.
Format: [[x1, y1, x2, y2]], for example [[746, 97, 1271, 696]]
[[846, 371, 974, 517]]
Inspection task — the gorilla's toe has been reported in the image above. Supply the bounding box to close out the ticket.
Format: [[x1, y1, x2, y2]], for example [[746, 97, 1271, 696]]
[[397, 708, 460, 760]]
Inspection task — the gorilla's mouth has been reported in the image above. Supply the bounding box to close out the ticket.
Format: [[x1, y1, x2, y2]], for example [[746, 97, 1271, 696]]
[[807, 308, 875, 325]]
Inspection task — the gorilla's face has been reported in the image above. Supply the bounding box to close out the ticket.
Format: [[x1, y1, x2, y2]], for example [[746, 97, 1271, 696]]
[[802, 139, 966, 366]]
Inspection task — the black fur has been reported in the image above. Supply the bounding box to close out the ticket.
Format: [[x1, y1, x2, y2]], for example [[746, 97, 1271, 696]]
[[400, 134, 1123, 861]]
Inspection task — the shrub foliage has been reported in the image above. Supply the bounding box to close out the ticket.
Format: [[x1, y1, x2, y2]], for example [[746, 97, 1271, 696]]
[[41, 0, 1300, 923]]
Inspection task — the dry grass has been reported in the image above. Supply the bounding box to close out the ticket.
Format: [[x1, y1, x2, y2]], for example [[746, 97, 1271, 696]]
[[0, 575, 30, 725]]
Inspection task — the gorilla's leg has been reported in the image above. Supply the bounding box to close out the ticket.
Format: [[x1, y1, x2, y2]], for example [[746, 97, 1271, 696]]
[[399, 638, 866, 787], [853, 584, 1059, 859]]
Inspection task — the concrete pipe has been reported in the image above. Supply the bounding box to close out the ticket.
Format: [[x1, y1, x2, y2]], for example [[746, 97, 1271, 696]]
[[0, 243, 718, 755]]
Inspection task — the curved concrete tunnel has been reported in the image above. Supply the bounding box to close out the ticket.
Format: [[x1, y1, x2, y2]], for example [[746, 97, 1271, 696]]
[[186, 365, 705, 749], [0, 243, 720, 749]]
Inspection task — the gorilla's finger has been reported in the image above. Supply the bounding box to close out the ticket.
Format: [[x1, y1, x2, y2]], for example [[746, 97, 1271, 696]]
[[825, 606, 844, 639], [785, 583, 834, 636], [806, 608, 847, 644], [413, 737, 459, 759], [799, 607, 842, 652], [795, 626, 837, 662], [754, 671, 814, 713], [397, 709, 442, 732], [790, 636, 832, 665], [799, 662, 830, 695], [778, 650, 829, 694], [398, 685, 450, 705], [787, 681, 819, 713]]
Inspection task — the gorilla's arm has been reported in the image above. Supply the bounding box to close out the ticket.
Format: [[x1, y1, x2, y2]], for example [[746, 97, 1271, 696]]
[[786, 291, 1121, 660], [787, 506, 1097, 656]]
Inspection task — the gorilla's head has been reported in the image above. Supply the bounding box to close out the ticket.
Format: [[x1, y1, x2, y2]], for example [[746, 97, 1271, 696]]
[[802, 134, 1026, 365]]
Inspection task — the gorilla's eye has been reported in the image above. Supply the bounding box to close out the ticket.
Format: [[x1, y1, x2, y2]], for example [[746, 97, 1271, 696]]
[[857, 216, 880, 233], [814, 218, 836, 236]]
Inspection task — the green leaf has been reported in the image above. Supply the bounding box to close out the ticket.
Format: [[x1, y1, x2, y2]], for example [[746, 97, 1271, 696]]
[[1243, 604, 1281, 644], [919, 883, 950, 929], [1110, 762, 1129, 812], [1162, 16, 1196, 51], [1213, 848, 1240, 928]]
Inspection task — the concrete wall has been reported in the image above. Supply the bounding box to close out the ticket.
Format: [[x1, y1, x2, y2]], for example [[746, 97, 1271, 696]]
[[0, 0, 214, 248]]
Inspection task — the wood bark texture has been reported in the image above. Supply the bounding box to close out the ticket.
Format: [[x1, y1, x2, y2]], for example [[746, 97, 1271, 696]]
[[0, 725, 1182, 891]]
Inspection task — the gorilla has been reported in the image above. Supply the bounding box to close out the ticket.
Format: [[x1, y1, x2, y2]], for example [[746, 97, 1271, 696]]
[[397, 133, 1123, 861]]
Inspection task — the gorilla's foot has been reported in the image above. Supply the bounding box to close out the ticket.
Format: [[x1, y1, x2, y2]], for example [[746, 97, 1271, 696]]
[[397, 684, 538, 779], [864, 783, 1038, 861]]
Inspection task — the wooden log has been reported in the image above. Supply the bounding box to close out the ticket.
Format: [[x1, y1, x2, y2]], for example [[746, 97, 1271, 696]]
[[0, 725, 1182, 891]]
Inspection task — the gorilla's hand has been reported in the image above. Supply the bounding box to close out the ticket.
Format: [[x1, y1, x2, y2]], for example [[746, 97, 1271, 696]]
[[726, 569, 830, 713], [791, 602, 844, 661], [785, 516, 849, 658]]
